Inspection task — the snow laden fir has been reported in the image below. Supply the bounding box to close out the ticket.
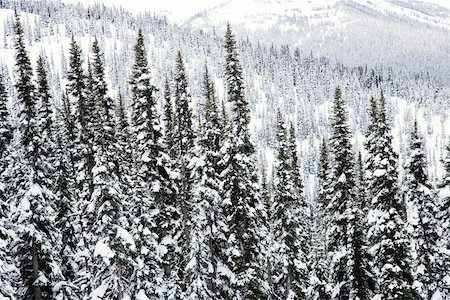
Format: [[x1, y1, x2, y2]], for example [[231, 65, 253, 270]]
[[0, 6, 449, 300]]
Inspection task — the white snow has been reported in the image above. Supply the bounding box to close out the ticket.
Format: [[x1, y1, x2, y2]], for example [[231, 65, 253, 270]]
[[373, 169, 386, 177], [94, 240, 114, 261], [116, 226, 136, 251], [90, 283, 108, 300], [136, 289, 151, 300]]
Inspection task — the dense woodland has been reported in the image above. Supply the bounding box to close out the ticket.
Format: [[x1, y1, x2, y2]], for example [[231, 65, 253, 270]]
[[0, 2, 449, 300]]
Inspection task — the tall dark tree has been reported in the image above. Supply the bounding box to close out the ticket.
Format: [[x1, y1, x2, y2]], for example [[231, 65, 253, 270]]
[[129, 29, 177, 299], [438, 140, 450, 299], [163, 77, 174, 153], [9, 11, 64, 299], [404, 121, 443, 299], [366, 91, 419, 299], [185, 64, 224, 299], [67, 36, 95, 201], [327, 87, 372, 299], [86, 38, 134, 299], [0, 73, 17, 299], [307, 139, 331, 300], [170, 50, 196, 297], [219, 24, 267, 299], [269, 110, 308, 299]]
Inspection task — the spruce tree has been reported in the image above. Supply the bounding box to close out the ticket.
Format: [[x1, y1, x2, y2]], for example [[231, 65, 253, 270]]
[[163, 77, 174, 153], [185, 64, 224, 299], [171, 50, 196, 296], [10, 11, 64, 299], [404, 121, 443, 299], [53, 110, 80, 300], [67, 36, 95, 203], [0, 73, 17, 299], [0, 74, 12, 160], [327, 87, 372, 299], [439, 140, 450, 298], [270, 110, 308, 299], [129, 29, 176, 298], [307, 139, 331, 300], [86, 38, 134, 299], [219, 24, 267, 299], [366, 91, 419, 299]]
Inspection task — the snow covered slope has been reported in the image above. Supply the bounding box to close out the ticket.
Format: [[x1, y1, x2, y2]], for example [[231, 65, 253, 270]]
[[183, 0, 450, 82]]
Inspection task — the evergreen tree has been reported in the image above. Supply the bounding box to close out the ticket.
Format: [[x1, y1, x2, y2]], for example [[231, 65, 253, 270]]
[[0, 73, 17, 299], [307, 139, 331, 300], [129, 29, 176, 298], [163, 77, 174, 153], [0, 74, 12, 160], [53, 110, 80, 300], [86, 38, 134, 299], [9, 11, 64, 299], [327, 87, 372, 299], [185, 64, 224, 299], [366, 91, 419, 299], [438, 139, 450, 298], [404, 121, 443, 299], [270, 110, 308, 299], [219, 24, 267, 299], [171, 50, 196, 296], [67, 36, 95, 202], [288, 123, 303, 191]]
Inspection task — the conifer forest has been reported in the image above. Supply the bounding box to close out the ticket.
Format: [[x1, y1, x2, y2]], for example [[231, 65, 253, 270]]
[[0, 0, 449, 299]]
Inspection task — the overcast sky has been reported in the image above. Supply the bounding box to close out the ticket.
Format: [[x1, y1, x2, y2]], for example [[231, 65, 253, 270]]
[[59, 0, 450, 22]]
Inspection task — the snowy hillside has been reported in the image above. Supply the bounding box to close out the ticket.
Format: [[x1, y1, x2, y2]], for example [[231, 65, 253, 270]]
[[0, 0, 449, 299], [182, 0, 450, 83]]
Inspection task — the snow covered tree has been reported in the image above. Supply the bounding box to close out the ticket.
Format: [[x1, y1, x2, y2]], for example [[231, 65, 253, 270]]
[[129, 29, 176, 298], [327, 87, 372, 299], [184, 64, 224, 299], [0, 73, 17, 299], [366, 91, 419, 299], [85, 38, 135, 299], [288, 123, 303, 191], [163, 77, 174, 153], [438, 139, 450, 298], [219, 24, 267, 299], [404, 121, 443, 299], [0, 74, 12, 161], [269, 110, 308, 299], [9, 11, 64, 299], [171, 50, 196, 296], [67, 36, 95, 206], [307, 138, 331, 300]]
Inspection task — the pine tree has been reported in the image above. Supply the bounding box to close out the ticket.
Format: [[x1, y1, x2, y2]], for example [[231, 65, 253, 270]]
[[327, 87, 372, 299], [9, 11, 64, 299], [0, 73, 17, 299], [163, 77, 174, 153], [307, 139, 331, 300], [0, 74, 12, 161], [288, 123, 303, 190], [219, 24, 267, 299], [115, 90, 133, 189], [366, 91, 419, 299], [185, 64, 224, 299], [86, 38, 135, 299], [129, 29, 176, 298], [171, 50, 196, 296], [270, 110, 308, 299], [438, 139, 450, 298], [404, 121, 443, 299], [53, 110, 80, 300]]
